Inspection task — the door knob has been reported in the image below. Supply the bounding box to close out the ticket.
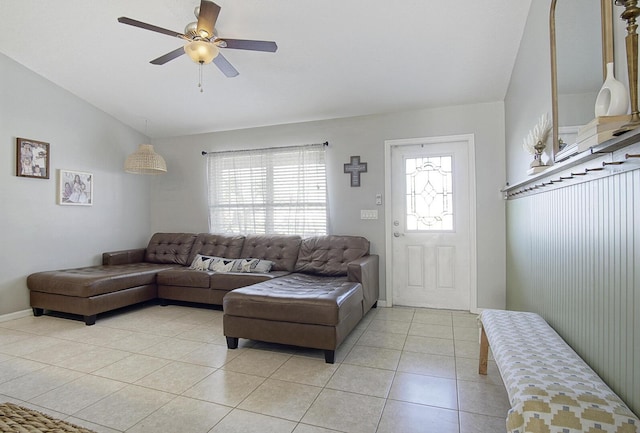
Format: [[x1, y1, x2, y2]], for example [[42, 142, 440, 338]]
[[393, 232, 401, 237]]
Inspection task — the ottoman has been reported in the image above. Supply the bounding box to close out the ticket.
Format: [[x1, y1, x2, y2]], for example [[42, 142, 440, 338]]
[[223, 273, 364, 363]]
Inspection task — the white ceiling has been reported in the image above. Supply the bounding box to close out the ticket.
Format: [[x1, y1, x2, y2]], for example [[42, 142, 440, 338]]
[[0, 1, 532, 138]]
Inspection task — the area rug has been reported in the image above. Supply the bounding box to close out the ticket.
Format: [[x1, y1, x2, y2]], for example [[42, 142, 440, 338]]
[[0, 402, 96, 433]]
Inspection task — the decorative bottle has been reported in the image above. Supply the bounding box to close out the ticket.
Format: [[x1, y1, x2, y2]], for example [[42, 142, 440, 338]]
[[594, 62, 629, 117]]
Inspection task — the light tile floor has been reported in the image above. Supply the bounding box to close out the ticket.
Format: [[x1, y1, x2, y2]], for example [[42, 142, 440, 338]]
[[0, 304, 510, 433]]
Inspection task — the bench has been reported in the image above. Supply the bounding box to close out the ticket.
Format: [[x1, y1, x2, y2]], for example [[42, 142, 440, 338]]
[[479, 309, 639, 433]]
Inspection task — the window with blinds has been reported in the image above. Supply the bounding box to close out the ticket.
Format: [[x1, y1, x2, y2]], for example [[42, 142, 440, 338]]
[[206, 144, 327, 236]]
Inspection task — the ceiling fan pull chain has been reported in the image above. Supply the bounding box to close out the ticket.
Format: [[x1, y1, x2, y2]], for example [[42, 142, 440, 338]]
[[198, 62, 204, 93]]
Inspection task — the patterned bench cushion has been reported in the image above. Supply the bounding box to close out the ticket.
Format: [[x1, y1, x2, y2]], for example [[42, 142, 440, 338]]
[[480, 309, 639, 433]]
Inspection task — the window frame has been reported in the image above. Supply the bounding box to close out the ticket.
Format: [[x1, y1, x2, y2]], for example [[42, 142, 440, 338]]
[[205, 144, 328, 236]]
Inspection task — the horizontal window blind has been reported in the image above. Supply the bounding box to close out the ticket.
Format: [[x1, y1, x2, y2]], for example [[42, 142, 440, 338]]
[[206, 144, 327, 236]]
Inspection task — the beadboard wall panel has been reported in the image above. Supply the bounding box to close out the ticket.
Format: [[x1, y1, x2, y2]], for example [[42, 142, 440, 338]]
[[506, 169, 640, 416]]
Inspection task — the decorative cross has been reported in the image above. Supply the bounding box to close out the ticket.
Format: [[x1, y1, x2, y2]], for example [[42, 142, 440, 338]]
[[344, 155, 367, 187]]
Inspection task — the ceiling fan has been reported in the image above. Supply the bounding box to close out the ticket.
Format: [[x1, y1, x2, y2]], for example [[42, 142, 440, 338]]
[[118, 0, 277, 78]]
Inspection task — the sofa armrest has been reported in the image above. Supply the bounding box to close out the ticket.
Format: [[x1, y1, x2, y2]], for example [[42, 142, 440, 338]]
[[102, 248, 146, 265], [347, 254, 379, 311]]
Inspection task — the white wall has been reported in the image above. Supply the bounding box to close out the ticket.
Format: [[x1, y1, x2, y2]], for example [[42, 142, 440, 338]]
[[0, 53, 153, 316], [152, 102, 507, 308], [505, 1, 630, 183], [504, 0, 552, 184]]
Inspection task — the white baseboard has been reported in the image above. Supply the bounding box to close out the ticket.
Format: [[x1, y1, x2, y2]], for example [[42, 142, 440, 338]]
[[0, 309, 32, 323], [376, 300, 483, 314]]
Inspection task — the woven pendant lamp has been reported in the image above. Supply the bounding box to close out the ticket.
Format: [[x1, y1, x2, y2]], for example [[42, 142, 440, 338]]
[[124, 144, 167, 175]]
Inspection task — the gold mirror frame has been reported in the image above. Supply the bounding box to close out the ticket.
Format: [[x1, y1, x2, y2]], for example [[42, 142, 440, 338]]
[[550, 0, 614, 157]]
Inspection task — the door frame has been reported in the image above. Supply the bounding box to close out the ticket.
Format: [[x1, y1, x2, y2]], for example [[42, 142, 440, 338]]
[[384, 134, 478, 312]]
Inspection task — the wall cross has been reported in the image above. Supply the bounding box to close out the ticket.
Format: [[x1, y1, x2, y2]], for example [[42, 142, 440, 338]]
[[344, 155, 367, 187]]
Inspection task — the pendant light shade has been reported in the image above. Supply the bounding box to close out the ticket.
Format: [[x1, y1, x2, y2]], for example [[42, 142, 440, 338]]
[[124, 144, 167, 175]]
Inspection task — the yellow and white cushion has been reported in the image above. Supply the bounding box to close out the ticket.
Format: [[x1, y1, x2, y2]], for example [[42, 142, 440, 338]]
[[480, 309, 639, 433]]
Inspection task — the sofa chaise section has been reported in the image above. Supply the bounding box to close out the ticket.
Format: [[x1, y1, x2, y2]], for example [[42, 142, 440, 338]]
[[28, 263, 173, 325], [223, 235, 379, 363], [27, 233, 197, 325]]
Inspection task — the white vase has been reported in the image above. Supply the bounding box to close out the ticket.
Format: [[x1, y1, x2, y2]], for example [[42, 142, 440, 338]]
[[594, 62, 629, 117]]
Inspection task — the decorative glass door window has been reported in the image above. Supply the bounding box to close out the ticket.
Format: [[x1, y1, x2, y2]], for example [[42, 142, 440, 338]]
[[405, 155, 453, 231]]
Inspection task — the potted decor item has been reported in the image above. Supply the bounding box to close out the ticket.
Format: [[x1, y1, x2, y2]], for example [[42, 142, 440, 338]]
[[523, 113, 552, 175]]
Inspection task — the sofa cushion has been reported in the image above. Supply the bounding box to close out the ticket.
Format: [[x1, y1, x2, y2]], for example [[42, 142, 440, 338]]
[[27, 263, 176, 297], [145, 233, 197, 265], [295, 235, 370, 276], [188, 233, 245, 264], [210, 271, 285, 290], [240, 235, 301, 272], [157, 268, 212, 288], [223, 273, 363, 326]]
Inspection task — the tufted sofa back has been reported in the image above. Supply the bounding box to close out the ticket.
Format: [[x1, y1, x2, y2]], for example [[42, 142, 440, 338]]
[[240, 234, 302, 272], [145, 233, 197, 265], [189, 233, 246, 264], [144, 233, 370, 274], [295, 235, 370, 276]]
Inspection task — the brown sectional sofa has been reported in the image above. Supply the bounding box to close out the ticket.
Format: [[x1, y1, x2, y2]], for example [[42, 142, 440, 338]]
[[27, 232, 379, 362]]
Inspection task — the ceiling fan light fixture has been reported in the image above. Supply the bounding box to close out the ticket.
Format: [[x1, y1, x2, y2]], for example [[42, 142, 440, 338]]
[[184, 40, 219, 64], [124, 144, 167, 175]]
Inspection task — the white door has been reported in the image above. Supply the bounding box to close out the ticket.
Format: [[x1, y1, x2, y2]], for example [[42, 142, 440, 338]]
[[387, 136, 475, 310]]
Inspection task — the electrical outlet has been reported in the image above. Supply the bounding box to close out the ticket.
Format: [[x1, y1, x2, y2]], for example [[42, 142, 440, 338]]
[[375, 193, 382, 205]]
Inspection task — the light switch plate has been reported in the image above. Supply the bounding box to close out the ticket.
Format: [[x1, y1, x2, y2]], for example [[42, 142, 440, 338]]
[[360, 209, 378, 220]]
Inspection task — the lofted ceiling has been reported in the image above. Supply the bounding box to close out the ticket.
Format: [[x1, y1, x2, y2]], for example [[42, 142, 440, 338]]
[[0, 1, 532, 138]]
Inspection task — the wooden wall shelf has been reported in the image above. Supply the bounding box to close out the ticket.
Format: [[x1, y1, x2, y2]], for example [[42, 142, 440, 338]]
[[504, 127, 640, 198]]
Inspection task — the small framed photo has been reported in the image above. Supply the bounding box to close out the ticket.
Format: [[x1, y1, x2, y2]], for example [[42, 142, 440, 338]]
[[58, 169, 93, 206], [16, 137, 50, 179]]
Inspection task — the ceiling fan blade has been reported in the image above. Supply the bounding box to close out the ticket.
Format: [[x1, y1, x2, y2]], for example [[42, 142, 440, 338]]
[[118, 17, 185, 39], [220, 39, 278, 52], [150, 46, 186, 65], [213, 53, 239, 77], [197, 0, 221, 39]]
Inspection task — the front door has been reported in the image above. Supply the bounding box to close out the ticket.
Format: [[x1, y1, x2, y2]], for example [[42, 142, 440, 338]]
[[387, 136, 475, 310]]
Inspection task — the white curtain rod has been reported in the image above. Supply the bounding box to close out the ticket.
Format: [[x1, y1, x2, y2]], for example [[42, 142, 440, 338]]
[[201, 141, 329, 156]]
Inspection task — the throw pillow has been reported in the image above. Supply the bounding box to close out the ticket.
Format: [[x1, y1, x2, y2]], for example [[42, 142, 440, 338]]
[[231, 258, 274, 273], [209, 257, 237, 272], [189, 254, 215, 271]]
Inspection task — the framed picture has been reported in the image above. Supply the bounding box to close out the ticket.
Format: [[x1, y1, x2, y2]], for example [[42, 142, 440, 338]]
[[16, 137, 50, 179], [58, 170, 93, 206]]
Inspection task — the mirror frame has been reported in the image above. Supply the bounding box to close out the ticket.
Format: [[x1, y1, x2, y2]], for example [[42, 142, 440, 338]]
[[550, 0, 614, 157]]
